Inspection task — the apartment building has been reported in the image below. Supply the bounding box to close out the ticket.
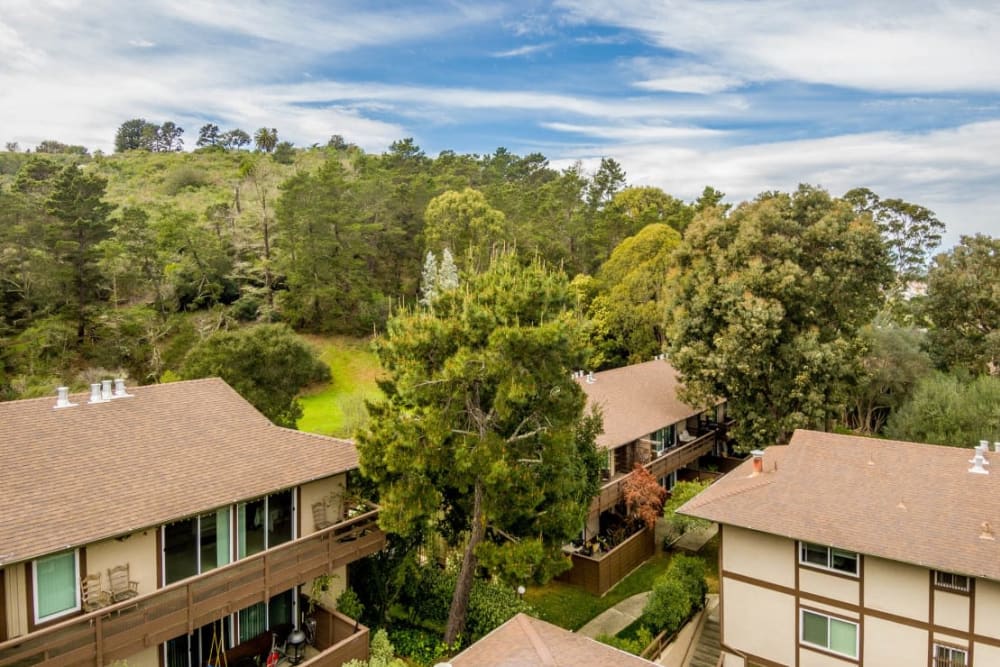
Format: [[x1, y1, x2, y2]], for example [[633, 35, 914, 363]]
[[0, 378, 385, 667], [679, 429, 1000, 667]]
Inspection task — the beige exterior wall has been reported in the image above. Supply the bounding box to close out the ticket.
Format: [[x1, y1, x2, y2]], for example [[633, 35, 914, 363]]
[[863, 615, 926, 666], [863, 555, 928, 622], [799, 646, 856, 667], [86, 529, 158, 598], [300, 474, 347, 536], [933, 590, 970, 632], [723, 578, 795, 666], [302, 564, 348, 613], [723, 526, 794, 588], [3, 563, 28, 638], [121, 645, 159, 667], [975, 578, 1000, 639], [798, 568, 859, 606], [974, 642, 1000, 665]]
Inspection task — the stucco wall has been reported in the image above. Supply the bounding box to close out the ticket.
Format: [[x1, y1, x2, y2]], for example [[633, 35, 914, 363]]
[[723, 526, 794, 588], [933, 589, 970, 632], [974, 642, 1000, 666], [799, 646, 857, 667], [863, 615, 926, 666], [798, 568, 859, 606], [86, 529, 157, 598], [863, 555, 928, 622], [723, 577, 795, 666], [300, 474, 347, 535], [975, 578, 1000, 639]]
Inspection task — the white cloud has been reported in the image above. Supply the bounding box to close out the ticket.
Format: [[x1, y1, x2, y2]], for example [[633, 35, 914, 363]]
[[128, 39, 156, 48], [542, 121, 727, 141], [555, 0, 1000, 93], [492, 43, 552, 58], [550, 121, 1000, 247]]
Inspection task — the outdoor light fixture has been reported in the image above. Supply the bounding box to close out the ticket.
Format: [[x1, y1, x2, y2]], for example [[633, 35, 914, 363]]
[[287, 628, 307, 665], [517, 585, 526, 599]]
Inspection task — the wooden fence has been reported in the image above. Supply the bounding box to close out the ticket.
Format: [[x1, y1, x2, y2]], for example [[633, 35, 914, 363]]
[[558, 527, 655, 596]]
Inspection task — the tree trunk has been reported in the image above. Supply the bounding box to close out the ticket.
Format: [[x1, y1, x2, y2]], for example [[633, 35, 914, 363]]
[[444, 481, 485, 645]]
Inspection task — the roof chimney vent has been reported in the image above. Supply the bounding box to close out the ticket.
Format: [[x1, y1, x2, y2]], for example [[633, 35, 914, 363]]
[[101, 379, 113, 401], [112, 378, 133, 398], [751, 449, 765, 475], [586, 371, 596, 384], [969, 450, 989, 475], [994, 442, 1000, 454], [981, 521, 995, 541], [88, 383, 107, 404], [54, 387, 77, 409]]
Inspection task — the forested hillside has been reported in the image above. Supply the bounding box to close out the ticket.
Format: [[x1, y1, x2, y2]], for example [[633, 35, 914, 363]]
[[0, 137, 996, 448]]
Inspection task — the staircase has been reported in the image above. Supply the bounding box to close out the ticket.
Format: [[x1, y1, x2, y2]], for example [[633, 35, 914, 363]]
[[686, 616, 720, 667]]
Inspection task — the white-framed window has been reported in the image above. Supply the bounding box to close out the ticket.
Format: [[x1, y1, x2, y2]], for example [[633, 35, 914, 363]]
[[934, 571, 971, 592], [32, 550, 80, 624], [933, 644, 968, 667], [799, 541, 858, 576], [800, 609, 858, 658]]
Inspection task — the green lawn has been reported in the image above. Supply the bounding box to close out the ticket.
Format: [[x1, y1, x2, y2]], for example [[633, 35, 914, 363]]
[[296, 335, 383, 437], [524, 552, 674, 631], [525, 534, 721, 632]]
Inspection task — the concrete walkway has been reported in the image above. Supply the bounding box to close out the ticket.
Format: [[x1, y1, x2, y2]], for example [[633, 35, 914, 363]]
[[577, 591, 651, 639]]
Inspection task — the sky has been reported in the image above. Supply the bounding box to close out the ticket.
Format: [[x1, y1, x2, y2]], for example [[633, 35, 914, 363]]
[[2, 0, 998, 246]]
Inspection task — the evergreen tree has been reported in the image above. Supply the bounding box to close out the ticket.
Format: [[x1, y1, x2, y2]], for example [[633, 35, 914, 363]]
[[357, 255, 602, 644]]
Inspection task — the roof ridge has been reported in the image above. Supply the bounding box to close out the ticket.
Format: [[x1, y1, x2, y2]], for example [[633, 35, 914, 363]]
[[682, 474, 775, 511]]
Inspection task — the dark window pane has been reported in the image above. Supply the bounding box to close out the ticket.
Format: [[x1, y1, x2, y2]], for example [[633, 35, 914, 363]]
[[164, 518, 198, 585], [831, 549, 857, 575], [802, 611, 828, 647], [239, 498, 266, 558], [802, 543, 828, 567], [268, 490, 294, 548]]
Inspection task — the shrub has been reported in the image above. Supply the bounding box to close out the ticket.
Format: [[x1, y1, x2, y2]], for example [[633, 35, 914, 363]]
[[466, 578, 533, 640], [387, 627, 456, 667], [336, 587, 365, 621], [161, 165, 209, 194], [642, 553, 709, 635], [596, 626, 653, 656]]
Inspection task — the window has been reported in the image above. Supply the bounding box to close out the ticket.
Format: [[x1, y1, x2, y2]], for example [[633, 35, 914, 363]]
[[33, 550, 80, 624], [934, 645, 968, 667], [934, 571, 970, 592], [652, 425, 675, 455], [799, 542, 858, 576], [237, 489, 295, 559], [801, 609, 858, 658], [163, 508, 231, 585]]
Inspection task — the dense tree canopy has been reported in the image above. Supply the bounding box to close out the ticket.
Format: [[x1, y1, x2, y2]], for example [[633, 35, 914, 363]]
[[886, 373, 1000, 447], [664, 185, 893, 450], [924, 234, 1000, 375], [356, 256, 602, 643], [180, 323, 328, 427]]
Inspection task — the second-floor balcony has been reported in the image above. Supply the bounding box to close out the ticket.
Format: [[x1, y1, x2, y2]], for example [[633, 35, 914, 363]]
[[589, 426, 724, 516], [0, 509, 386, 667]]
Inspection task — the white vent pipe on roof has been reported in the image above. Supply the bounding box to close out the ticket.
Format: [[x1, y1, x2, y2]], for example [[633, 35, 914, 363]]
[[101, 379, 113, 401], [995, 442, 1000, 454], [88, 383, 105, 404], [54, 386, 76, 409], [586, 371, 596, 384], [112, 378, 132, 398], [969, 450, 990, 475]]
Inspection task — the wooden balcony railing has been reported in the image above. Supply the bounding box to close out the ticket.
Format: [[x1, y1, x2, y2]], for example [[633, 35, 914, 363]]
[[0, 509, 386, 667], [589, 429, 718, 516]]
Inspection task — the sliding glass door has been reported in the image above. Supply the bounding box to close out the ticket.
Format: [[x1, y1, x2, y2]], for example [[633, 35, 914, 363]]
[[237, 489, 295, 559]]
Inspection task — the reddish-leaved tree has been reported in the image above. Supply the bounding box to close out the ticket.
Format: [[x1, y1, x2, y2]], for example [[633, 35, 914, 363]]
[[621, 463, 667, 531]]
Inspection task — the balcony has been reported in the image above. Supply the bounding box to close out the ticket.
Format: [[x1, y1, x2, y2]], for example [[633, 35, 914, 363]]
[[0, 509, 386, 667], [589, 428, 721, 516]]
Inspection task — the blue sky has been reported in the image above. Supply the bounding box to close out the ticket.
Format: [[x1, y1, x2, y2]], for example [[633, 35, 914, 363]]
[[2, 0, 999, 245]]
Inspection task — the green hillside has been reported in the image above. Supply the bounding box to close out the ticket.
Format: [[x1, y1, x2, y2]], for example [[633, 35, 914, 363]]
[[296, 335, 382, 438]]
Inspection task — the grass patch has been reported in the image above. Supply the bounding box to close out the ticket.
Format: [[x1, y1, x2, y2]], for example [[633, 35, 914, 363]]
[[524, 552, 673, 631], [296, 335, 382, 437], [525, 530, 721, 632]]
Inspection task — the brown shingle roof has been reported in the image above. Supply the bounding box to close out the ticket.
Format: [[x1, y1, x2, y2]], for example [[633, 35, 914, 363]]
[[0, 378, 358, 566], [679, 429, 1000, 580], [449, 613, 657, 667], [577, 359, 711, 449]]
